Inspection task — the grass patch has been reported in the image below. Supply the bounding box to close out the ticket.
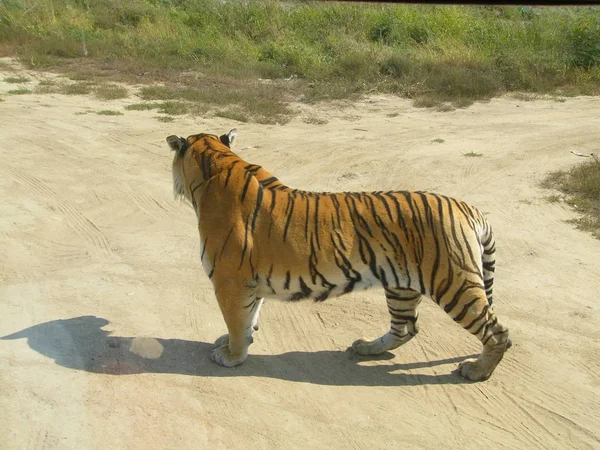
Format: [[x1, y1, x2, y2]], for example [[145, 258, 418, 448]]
[[94, 84, 128, 100], [545, 194, 563, 203], [96, 109, 123, 116], [432, 138, 445, 143], [215, 109, 249, 123], [157, 101, 189, 115], [303, 115, 328, 125], [542, 157, 600, 238], [125, 102, 161, 111], [64, 73, 95, 81], [1, 2, 599, 117], [4, 76, 29, 83], [60, 82, 93, 95], [154, 115, 175, 123], [38, 79, 55, 86], [7, 88, 31, 94], [463, 151, 483, 157]]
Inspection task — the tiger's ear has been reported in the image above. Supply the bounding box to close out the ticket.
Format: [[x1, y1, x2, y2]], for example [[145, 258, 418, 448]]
[[166, 135, 187, 152], [220, 129, 237, 148]]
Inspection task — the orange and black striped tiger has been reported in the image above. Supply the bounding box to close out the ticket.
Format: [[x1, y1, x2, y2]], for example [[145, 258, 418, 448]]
[[167, 129, 511, 381]]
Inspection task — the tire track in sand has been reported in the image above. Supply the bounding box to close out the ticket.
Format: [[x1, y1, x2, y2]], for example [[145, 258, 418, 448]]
[[0, 162, 112, 256]]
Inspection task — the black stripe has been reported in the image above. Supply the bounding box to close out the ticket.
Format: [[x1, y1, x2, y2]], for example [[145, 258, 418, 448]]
[[260, 176, 279, 187], [313, 194, 321, 249], [454, 298, 479, 322], [284, 271, 291, 290], [465, 305, 489, 331], [224, 161, 239, 187], [266, 264, 276, 294], [298, 276, 312, 297], [251, 185, 264, 232], [283, 194, 296, 243], [304, 196, 310, 240], [200, 236, 208, 261], [240, 172, 253, 202], [238, 216, 250, 270], [385, 256, 400, 288]]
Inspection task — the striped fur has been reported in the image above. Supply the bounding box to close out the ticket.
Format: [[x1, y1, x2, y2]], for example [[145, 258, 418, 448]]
[[167, 129, 511, 381]]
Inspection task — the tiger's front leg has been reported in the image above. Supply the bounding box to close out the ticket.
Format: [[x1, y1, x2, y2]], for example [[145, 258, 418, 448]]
[[211, 278, 263, 367]]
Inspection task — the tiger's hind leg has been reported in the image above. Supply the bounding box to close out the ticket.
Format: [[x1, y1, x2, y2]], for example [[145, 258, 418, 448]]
[[441, 286, 510, 381], [352, 288, 421, 356]]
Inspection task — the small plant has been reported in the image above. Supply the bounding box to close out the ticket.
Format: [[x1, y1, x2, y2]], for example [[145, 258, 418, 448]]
[[154, 115, 175, 123], [8, 88, 32, 94], [541, 157, 600, 239], [60, 83, 93, 95], [387, 112, 400, 118], [125, 102, 161, 111], [94, 84, 129, 100], [96, 109, 123, 116], [139, 86, 179, 101], [544, 194, 562, 203], [4, 76, 29, 83], [215, 109, 249, 123], [64, 73, 94, 81], [431, 138, 445, 143], [157, 101, 189, 115], [38, 79, 55, 86], [303, 115, 328, 125], [463, 152, 483, 157]]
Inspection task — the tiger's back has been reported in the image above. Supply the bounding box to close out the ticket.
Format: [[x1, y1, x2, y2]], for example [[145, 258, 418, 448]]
[[167, 129, 509, 382]]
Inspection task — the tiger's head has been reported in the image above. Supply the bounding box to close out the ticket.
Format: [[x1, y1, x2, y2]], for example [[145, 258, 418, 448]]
[[166, 129, 237, 203]]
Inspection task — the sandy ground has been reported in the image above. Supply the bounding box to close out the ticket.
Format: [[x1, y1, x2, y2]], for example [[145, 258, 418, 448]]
[[1, 58, 599, 449]]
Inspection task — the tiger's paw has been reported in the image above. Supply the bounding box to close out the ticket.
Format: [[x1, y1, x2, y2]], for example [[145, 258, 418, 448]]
[[457, 358, 492, 382], [214, 334, 229, 348], [351, 338, 384, 356], [211, 345, 247, 367], [214, 334, 254, 349]]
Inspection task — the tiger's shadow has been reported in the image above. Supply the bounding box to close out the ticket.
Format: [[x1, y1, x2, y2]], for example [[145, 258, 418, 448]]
[[2, 316, 476, 386]]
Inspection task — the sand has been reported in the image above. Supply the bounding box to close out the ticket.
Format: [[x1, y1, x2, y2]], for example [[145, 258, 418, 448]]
[[1, 59, 599, 449]]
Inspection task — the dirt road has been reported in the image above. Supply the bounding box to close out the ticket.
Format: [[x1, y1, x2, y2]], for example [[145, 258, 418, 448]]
[[1, 60, 599, 449]]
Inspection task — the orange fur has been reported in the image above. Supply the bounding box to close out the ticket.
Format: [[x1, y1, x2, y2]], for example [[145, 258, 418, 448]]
[[167, 129, 510, 381]]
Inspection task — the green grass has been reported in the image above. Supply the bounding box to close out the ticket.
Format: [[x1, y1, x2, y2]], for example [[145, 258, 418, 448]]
[[60, 82, 93, 95], [154, 115, 175, 123], [96, 109, 123, 116], [0, 1, 599, 120], [157, 101, 189, 115], [303, 115, 328, 125], [545, 194, 562, 203], [94, 84, 128, 100], [4, 76, 29, 83], [125, 102, 161, 111], [463, 151, 483, 157], [215, 109, 249, 123], [542, 157, 600, 239], [7, 88, 31, 94]]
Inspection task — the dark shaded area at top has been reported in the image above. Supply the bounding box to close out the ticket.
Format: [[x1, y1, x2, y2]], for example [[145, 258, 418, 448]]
[[1, 316, 477, 387]]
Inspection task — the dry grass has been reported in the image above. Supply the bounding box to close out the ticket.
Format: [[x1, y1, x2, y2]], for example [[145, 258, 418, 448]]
[[542, 157, 600, 239]]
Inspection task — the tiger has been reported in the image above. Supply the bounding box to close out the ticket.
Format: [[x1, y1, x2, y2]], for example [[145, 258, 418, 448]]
[[167, 129, 511, 381]]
